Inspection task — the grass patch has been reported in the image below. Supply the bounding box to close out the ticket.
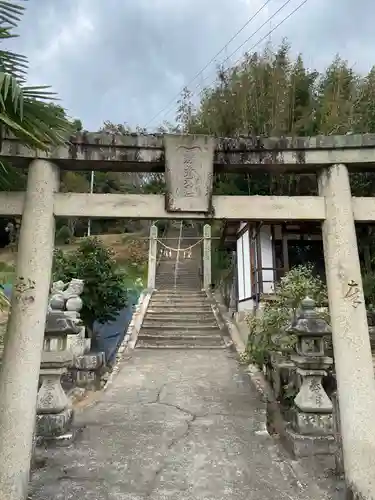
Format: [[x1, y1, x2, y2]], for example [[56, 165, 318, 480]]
[[0, 262, 15, 287], [117, 261, 147, 290]]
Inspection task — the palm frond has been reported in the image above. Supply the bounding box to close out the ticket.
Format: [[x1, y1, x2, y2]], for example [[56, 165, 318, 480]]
[[0, 1, 25, 28], [0, 2, 28, 80], [0, 0, 75, 188], [0, 77, 74, 149]]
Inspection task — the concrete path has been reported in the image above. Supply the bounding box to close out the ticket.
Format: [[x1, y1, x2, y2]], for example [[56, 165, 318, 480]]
[[30, 349, 335, 499]]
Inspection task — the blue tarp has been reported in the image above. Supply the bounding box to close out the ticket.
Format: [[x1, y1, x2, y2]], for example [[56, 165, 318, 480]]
[[2, 284, 12, 299], [93, 289, 140, 363], [1, 284, 141, 364]]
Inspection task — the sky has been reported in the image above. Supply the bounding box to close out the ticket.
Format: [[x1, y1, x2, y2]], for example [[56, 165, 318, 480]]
[[8, 0, 375, 131]]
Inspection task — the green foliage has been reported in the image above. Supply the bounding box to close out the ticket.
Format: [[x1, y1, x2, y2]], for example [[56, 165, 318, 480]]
[[362, 271, 375, 310], [119, 234, 148, 266], [91, 121, 165, 196], [53, 238, 128, 332], [0, 262, 13, 311], [0, 1, 79, 189], [245, 264, 327, 368], [274, 264, 327, 316], [212, 246, 231, 284], [175, 42, 375, 201], [61, 171, 90, 193], [246, 304, 293, 368], [0, 261, 14, 273], [155, 220, 168, 234], [282, 381, 299, 404], [238, 351, 251, 365], [56, 225, 73, 245]]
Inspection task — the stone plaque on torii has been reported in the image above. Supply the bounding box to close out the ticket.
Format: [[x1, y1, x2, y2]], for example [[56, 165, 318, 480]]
[[164, 134, 215, 214]]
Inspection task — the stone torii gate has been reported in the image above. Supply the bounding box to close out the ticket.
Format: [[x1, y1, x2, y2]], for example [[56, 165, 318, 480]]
[[0, 133, 374, 499]]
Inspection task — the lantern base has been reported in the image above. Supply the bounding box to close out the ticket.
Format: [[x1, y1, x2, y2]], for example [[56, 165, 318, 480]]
[[293, 409, 333, 435], [36, 408, 75, 446], [285, 424, 336, 458]]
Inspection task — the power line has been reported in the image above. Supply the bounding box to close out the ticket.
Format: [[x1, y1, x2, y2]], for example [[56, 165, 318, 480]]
[[147, 0, 307, 129], [143, 0, 274, 130], [193, 0, 308, 99]]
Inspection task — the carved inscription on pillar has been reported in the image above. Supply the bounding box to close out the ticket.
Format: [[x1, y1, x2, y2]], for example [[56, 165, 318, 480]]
[[344, 279, 363, 308], [164, 134, 215, 213]]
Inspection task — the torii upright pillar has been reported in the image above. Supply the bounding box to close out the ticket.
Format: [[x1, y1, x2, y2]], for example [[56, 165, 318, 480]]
[[0, 160, 59, 500], [319, 164, 375, 499]]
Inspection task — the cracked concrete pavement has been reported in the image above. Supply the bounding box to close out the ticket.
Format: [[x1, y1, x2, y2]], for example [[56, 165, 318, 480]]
[[29, 349, 337, 499]]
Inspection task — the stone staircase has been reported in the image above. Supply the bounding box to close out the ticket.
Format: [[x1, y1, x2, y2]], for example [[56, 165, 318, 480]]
[[155, 225, 202, 290], [136, 224, 227, 349]]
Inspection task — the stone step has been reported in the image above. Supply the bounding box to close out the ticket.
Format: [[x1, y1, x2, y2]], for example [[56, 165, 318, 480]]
[[160, 269, 198, 273], [157, 266, 200, 269], [152, 290, 207, 300], [157, 264, 200, 268], [136, 343, 228, 350], [156, 270, 199, 276], [136, 334, 224, 348], [156, 273, 200, 276], [146, 304, 212, 311], [155, 282, 201, 287], [156, 270, 200, 274], [150, 303, 211, 310], [147, 303, 213, 315], [141, 325, 220, 333], [158, 256, 200, 259], [157, 263, 200, 267], [153, 287, 207, 297], [156, 278, 200, 281], [151, 295, 208, 301], [156, 279, 200, 282], [149, 299, 211, 306], [155, 284, 202, 288], [156, 279, 201, 282], [145, 313, 215, 321], [151, 296, 210, 303], [156, 280, 202, 284], [157, 269, 200, 272], [138, 332, 222, 339], [158, 292, 204, 294], [157, 270, 200, 273], [156, 271, 200, 274], [155, 286, 202, 290], [152, 294, 208, 301], [155, 282, 203, 286], [142, 319, 217, 328]]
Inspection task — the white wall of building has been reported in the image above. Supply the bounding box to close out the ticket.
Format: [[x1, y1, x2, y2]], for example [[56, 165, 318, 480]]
[[236, 224, 253, 311], [235, 222, 275, 312], [259, 225, 275, 294], [236, 228, 252, 302], [238, 298, 253, 311]]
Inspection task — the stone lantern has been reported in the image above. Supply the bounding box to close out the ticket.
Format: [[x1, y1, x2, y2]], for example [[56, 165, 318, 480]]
[[285, 296, 335, 457], [36, 310, 81, 444]]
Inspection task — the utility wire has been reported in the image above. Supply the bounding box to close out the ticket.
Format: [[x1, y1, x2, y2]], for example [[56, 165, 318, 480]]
[[147, 0, 308, 128], [193, 0, 308, 99], [143, 0, 274, 129]]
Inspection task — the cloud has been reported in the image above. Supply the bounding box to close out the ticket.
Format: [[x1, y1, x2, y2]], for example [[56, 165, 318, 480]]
[[7, 0, 375, 131]]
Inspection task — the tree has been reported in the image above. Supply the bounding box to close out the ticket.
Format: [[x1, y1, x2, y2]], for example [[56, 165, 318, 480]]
[[0, 1, 74, 186], [176, 40, 375, 267], [53, 238, 128, 343], [177, 42, 375, 195]]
